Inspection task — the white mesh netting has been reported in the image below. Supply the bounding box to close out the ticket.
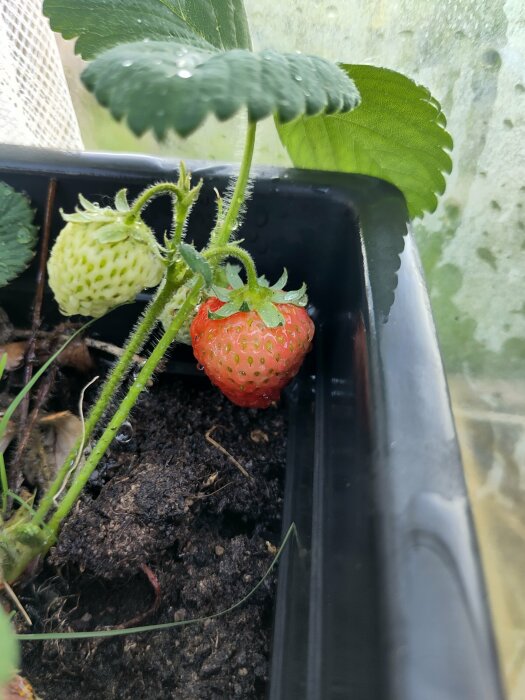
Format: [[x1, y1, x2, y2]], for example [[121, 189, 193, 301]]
[[0, 0, 83, 150]]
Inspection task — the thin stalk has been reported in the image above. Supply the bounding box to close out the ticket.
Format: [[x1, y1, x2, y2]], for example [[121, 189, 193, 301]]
[[15, 524, 297, 642], [212, 122, 257, 248], [126, 182, 182, 221], [204, 245, 258, 291], [0, 453, 8, 515], [35, 277, 176, 521], [173, 196, 192, 248], [14, 179, 57, 477], [46, 278, 204, 535]]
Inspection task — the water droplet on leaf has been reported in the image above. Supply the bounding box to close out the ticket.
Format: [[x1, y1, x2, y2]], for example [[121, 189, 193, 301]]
[[122, 60, 134, 68], [177, 69, 192, 79]]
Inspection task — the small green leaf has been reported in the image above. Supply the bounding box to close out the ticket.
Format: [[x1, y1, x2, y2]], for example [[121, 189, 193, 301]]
[[214, 263, 240, 288], [271, 269, 288, 291], [94, 224, 129, 244], [82, 44, 360, 138], [277, 64, 453, 218], [0, 606, 18, 688], [180, 243, 212, 285], [208, 300, 242, 319], [225, 264, 243, 289], [258, 302, 284, 328], [114, 189, 130, 212], [211, 285, 231, 302], [0, 351, 7, 381], [0, 182, 38, 288], [272, 283, 307, 304], [78, 193, 100, 212], [43, 0, 251, 59]]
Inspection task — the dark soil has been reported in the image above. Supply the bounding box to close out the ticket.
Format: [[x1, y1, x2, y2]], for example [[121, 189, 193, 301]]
[[19, 375, 287, 699]]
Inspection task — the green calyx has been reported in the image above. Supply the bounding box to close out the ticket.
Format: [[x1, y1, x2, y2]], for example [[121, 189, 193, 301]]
[[210, 267, 307, 328], [61, 191, 157, 247], [172, 162, 203, 212]]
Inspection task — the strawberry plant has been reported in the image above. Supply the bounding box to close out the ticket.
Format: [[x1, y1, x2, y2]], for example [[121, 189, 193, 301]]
[[1, 0, 452, 600], [0, 183, 38, 288]]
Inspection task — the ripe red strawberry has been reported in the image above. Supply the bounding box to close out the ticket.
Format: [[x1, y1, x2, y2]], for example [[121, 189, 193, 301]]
[[190, 297, 315, 408]]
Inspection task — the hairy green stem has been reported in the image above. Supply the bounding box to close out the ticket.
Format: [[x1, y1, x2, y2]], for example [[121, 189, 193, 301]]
[[46, 278, 204, 536], [212, 122, 257, 248], [173, 198, 191, 248], [204, 245, 258, 291], [127, 182, 182, 221], [35, 277, 177, 522]]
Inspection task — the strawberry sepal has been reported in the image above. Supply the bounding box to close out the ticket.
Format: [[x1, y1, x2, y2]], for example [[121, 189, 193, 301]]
[[204, 267, 308, 328]]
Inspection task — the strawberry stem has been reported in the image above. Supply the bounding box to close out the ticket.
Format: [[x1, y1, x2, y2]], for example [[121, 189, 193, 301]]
[[45, 277, 205, 540], [126, 167, 202, 246], [212, 123, 257, 248], [34, 277, 179, 522], [127, 182, 183, 221], [204, 246, 258, 291]]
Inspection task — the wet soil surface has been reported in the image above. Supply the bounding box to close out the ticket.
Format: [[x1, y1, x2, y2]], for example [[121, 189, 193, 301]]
[[20, 375, 287, 699]]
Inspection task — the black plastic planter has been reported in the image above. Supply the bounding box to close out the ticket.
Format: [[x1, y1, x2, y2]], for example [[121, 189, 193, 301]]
[[0, 146, 504, 700]]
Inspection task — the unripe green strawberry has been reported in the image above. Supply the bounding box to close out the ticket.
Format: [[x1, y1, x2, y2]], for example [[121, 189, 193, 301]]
[[159, 282, 201, 345], [48, 192, 164, 318]]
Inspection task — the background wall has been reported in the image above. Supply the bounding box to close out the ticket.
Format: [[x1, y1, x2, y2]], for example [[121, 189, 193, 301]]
[[56, 2, 525, 696]]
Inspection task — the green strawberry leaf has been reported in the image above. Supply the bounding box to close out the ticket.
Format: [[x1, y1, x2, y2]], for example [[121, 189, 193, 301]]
[[225, 264, 243, 289], [208, 300, 242, 319], [82, 44, 360, 138], [211, 285, 231, 302], [271, 283, 308, 304], [258, 302, 284, 328], [0, 182, 38, 288], [277, 64, 453, 218], [271, 269, 288, 291], [180, 243, 212, 285], [114, 189, 130, 212], [94, 224, 130, 244], [43, 0, 252, 58], [78, 193, 100, 212]]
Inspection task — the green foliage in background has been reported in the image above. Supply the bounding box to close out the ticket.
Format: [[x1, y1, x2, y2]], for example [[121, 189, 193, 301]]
[[43, 0, 252, 56], [44, 0, 452, 218], [82, 45, 360, 138], [0, 183, 38, 287], [277, 65, 453, 218]]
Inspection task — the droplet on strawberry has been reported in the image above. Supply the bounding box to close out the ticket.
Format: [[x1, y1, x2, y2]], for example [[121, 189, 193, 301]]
[[190, 297, 315, 408], [48, 192, 164, 318]]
